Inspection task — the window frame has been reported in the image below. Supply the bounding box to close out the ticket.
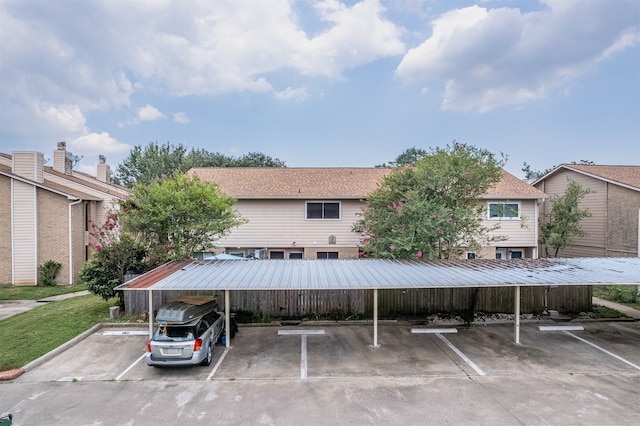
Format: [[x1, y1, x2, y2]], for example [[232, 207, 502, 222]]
[[317, 251, 339, 259], [487, 201, 521, 220], [306, 201, 341, 220]]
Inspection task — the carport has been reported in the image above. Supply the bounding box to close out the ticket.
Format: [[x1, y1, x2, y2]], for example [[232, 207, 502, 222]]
[[116, 257, 640, 347]]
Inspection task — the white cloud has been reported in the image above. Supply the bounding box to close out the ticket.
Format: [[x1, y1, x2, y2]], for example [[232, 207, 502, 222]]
[[275, 87, 308, 101], [396, 1, 640, 112], [173, 112, 190, 124], [137, 104, 166, 121], [71, 132, 131, 155]]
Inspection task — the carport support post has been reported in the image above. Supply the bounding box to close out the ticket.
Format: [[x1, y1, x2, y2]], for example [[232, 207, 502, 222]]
[[373, 288, 379, 348], [148, 289, 154, 339], [225, 289, 230, 348], [514, 286, 521, 344]]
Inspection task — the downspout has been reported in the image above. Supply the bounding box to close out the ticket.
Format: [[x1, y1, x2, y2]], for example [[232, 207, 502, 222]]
[[68, 198, 83, 285]]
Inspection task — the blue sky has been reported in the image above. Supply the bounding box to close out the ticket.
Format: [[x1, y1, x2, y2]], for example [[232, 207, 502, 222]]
[[1, 0, 638, 178]]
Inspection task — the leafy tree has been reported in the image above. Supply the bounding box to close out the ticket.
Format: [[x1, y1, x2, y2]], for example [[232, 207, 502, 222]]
[[377, 147, 428, 167], [358, 143, 506, 260], [522, 160, 595, 180], [539, 179, 592, 258], [113, 142, 286, 187], [120, 173, 247, 260], [80, 233, 148, 307]]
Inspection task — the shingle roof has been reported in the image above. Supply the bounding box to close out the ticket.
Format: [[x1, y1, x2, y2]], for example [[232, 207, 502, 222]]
[[557, 164, 640, 191], [0, 163, 101, 200], [189, 167, 545, 199], [188, 167, 390, 199], [483, 169, 547, 199]]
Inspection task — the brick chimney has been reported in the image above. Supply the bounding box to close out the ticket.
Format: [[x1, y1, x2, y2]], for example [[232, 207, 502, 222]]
[[53, 142, 73, 175], [12, 151, 44, 183], [97, 155, 111, 183]]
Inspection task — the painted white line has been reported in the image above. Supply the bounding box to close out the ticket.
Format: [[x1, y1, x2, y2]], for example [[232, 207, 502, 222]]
[[116, 353, 146, 381], [278, 329, 326, 335], [435, 333, 486, 376], [103, 331, 149, 336], [301, 335, 308, 380], [564, 331, 640, 371], [207, 347, 230, 380], [539, 325, 584, 331], [412, 328, 458, 334]]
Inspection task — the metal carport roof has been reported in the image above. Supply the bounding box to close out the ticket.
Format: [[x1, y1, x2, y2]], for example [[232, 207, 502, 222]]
[[116, 257, 640, 292], [116, 257, 640, 347]]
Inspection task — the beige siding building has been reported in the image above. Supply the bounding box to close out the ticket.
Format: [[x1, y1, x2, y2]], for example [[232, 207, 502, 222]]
[[533, 164, 640, 258], [189, 167, 546, 260], [0, 143, 129, 285]]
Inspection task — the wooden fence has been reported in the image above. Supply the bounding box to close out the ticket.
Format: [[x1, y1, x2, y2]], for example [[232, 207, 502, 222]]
[[124, 285, 592, 317]]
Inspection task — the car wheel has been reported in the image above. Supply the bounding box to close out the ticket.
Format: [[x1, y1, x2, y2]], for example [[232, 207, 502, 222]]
[[201, 343, 213, 366]]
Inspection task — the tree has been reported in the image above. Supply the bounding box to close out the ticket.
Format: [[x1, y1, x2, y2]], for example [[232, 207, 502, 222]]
[[522, 160, 595, 180], [357, 143, 506, 260], [119, 173, 247, 260], [113, 142, 286, 188], [377, 147, 428, 167], [81, 216, 149, 307], [539, 179, 592, 258]]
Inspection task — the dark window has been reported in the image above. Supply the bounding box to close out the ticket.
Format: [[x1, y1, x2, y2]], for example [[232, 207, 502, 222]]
[[306, 202, 340, 219], [317, 252, 339, 259], [466, 252, 476, 260], [510, 250, 523, 259], [270, 251, 285, 259], [489, 202, 519, 218], [289, 252, 303, 259]]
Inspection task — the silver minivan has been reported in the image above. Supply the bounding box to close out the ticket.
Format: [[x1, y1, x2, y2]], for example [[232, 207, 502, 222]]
[[146, 297, 234, 367]]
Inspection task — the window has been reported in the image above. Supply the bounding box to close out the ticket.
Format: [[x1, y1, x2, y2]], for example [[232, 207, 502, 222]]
[[510, 250, 523, 259], [466, 252, 476, 260], [289, 252, 303, 259], [317, 252, 339, 259], [270, 251, 285, 259], [488, 202, 520, 219], [306, 202, 340, 219]]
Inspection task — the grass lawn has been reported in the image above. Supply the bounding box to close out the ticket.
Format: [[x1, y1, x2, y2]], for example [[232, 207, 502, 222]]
[[0, 293, 123, 371], [593, 285, 640, 311], [0, 282, 88, 301]]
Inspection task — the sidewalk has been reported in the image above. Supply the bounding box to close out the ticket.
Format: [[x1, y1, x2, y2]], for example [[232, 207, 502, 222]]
[[592, 296, 640, 320], [0, 291, 90, 321]]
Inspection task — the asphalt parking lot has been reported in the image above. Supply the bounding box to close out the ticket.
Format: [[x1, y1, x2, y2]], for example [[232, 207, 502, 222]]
[[1, 320, 639, 425]]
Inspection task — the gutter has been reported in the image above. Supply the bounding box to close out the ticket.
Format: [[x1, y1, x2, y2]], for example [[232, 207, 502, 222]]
[[68, 197, 83, 285]]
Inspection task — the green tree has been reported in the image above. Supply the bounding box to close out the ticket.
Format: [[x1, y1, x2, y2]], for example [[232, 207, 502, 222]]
[[377, 147, 428, 167], [358, 143, 506, 260], [113, 142, 286, 187], [80, 234, 148, 307], [539, 179, 592, 258], [120, 174, 247, 260]]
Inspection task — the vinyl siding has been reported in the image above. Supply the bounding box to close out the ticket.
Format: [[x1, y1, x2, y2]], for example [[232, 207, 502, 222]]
[[0, 175, 12, 283], [536, 170, 607, 257], [217, 199, 364, 248], [12, 152, 44, 183], [12, 180, 37, 285], [483, 199, 538, 246]]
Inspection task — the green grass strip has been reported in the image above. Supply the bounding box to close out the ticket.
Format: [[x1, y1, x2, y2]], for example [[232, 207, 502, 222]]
[[0, 283, 88, 301], [0, 294, 115, 371]]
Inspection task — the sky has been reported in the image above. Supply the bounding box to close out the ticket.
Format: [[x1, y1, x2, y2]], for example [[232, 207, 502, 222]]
[[1, 0, 639, 179]]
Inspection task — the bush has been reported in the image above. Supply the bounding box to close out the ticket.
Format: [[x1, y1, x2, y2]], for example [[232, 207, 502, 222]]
[[38, 260, 62, 286], [595, 285, 638, 304]]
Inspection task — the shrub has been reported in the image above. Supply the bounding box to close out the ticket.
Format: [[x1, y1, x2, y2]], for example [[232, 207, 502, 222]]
[[38, 260, 62, 286]]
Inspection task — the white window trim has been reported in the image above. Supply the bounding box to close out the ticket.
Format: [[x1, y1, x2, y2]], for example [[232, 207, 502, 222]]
[[466, 251, 477, 260], [487, 201, 521, 220], [305, 201, 341, 220]]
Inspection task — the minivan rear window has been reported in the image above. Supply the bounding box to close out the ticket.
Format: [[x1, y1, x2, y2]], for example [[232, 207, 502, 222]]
[[154, 325, 195, 341]]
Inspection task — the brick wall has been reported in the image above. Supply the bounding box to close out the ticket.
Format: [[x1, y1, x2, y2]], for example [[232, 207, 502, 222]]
[[0, 175, 12, 283]]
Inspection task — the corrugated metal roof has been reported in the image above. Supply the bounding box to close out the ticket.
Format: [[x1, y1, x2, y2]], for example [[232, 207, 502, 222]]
[[116, 257, 640, 291]]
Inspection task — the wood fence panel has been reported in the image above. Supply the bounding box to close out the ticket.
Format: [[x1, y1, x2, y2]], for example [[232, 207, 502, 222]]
[[123, 286, 591, 316]]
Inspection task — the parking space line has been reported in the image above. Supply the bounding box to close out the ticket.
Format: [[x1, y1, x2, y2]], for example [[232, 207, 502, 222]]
[[564, 331, 640, 371], [539, 325, 584, 331], [278, 329, 325, 380], [116, 353, 146, 381], [412, 328, 458, 334], [207, 347, 230, 380], [103, 330, 149, 336], [435, 333, 486, 376]]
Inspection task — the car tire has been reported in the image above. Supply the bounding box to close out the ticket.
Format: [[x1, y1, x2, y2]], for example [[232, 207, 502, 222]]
[[201, 344, 213, 366]]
